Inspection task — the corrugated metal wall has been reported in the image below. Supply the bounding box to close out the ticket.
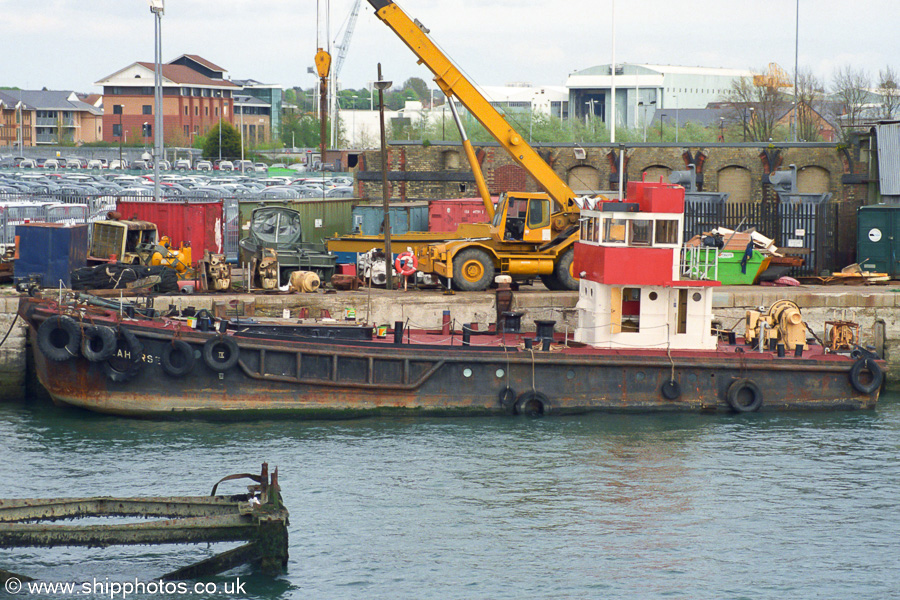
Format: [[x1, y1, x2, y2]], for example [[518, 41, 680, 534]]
[[876, 123, 900, 198]]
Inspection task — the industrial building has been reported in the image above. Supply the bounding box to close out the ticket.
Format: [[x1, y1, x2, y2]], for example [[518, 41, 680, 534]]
[[566, 63, 754, 130]]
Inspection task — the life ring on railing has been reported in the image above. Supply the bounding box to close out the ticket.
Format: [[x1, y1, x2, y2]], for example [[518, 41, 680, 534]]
[[203, 336, 240, 372], [161, 340, 196, 378], [102, 328, 143, 383], [81, 325, 117, 362], [849, 358, 883, 395], [394, 252, 418, 277], [515, 391, 550, 416], [726, 378, 763, 413], [37, 315, 81, 362]]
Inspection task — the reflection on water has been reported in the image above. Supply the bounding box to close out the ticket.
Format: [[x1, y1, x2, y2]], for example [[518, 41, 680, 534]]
[[1, 393, 898, 599]]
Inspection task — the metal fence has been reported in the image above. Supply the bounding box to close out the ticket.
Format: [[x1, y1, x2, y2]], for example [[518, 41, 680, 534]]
[[683, 201, 841, 277]]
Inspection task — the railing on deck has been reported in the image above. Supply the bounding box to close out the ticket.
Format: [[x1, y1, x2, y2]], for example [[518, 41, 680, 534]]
[[681, 245, 718, 281]]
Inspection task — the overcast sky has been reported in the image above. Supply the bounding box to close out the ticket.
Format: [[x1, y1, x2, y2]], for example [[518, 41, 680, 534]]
[[1, 0, 897, 95]]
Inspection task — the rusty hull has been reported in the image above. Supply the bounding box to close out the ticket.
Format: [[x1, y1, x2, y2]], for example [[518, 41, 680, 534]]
[[20, 296, 881, 417]]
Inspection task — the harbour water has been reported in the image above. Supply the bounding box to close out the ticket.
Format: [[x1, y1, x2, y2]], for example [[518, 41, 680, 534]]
[[2, 393, 899, 599]]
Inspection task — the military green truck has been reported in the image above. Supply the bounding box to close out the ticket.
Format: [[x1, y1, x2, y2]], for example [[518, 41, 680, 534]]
[[238, 206, 337, 286]]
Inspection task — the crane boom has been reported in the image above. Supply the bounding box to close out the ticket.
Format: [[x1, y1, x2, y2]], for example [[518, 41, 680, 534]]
[[367, 0, 578, 211]]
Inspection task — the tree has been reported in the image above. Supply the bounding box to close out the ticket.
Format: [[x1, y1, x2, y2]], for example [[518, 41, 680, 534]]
[[831, 65, 871, 141], [403, 77, 429, 104], [878, 66, 900, 119], [722, 71, 791, 142], [795, 68, 826, 142], [202, 121, 242, 160], [280, 113, 327, 148]]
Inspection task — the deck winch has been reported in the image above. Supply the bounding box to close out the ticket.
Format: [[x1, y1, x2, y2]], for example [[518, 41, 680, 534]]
[[744, 299, 808, 351]]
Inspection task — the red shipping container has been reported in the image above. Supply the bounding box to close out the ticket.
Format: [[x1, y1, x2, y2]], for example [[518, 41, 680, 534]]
[[115, 201, 224, 261], [427, 198, 496, 233]]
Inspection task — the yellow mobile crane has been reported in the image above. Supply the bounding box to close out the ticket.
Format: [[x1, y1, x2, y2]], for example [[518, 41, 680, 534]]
[[367, 0, 590, 290]]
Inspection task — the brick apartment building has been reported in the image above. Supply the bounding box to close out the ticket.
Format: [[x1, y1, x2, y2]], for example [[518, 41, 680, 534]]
[[95, 54, 239, 147], [0, 90, 102, 148]]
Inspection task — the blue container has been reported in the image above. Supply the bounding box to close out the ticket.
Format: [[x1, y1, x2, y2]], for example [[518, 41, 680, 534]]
[[351, 202, 429, 235], [14, 223, 89, 288]]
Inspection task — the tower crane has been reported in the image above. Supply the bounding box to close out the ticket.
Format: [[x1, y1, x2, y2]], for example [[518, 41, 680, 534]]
[[330, 0, 363, 147]]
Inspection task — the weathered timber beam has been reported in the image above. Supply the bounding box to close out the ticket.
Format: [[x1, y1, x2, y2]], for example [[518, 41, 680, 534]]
[[1, 568, 34, 584], [356, 170, 476, 182], [0, 515, 258, 548], [0, 496, 251, 523], [160, 542, 260, 581]]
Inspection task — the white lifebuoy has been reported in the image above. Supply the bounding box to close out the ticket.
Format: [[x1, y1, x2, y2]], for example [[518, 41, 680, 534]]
[[394, 252, 418, 277]]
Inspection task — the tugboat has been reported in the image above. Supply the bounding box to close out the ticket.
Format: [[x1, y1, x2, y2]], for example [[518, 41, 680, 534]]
[[18, 180, 883, 418]]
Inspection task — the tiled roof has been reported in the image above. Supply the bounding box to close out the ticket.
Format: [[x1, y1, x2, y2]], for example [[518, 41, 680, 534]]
[[0, 89, 101, 115], [135, 63, 238, 87], [172, 54, 226, 73]]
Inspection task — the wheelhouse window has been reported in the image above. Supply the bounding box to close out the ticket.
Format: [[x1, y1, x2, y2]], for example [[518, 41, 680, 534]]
[[655, 220, 679, 245], [629, 220, 652, 246], [603, 218, 627, 244]]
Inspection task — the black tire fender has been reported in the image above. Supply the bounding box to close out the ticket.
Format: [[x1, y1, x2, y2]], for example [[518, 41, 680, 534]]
[[81, 325, 117, 362], [161, 340, 196, 378], [499, 387, 517, 412], [726, 378, 763, 413], [36, 315, 82, 362], [203, 336, 240, 372], [103, 328, 144, 383], [661, 379, 682, 400], [515, 391, 550, 416], [849, 358, 883, 395]]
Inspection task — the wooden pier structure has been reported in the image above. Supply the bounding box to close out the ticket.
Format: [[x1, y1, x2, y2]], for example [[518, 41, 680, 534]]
[[0, 463, 288, 581]]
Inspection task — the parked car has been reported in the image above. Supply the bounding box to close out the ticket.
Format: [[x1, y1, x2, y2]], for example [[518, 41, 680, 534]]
[[195, 160, 212, 171], [218, 160, 234, 172], [109, 159, 129, 170], [43, 159, 61, 170], [254, 162, 268, 173], [131, 160, 150, 170], [18, 159, 36, 169], [234, 160, 254, 173], [270, 163, 286, 170], [174, 159, 192, 171], [87, 159, 104, 169]]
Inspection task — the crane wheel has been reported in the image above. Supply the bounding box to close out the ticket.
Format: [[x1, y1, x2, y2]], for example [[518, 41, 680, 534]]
[[452, 249, 495, 292], [554, 248, 578, 290]]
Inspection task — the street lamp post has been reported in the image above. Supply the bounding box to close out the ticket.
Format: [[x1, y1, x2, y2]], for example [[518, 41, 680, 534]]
[[374, 64, 393, 291], [719, 116, 725, 142], [638, 100, 656, 142], [149, 0, 164, 202], [351, 95, 358, 146], [674, 94, 679, 143]]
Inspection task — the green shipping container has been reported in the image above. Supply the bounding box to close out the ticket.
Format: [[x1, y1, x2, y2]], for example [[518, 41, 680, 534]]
[[237, 198, 356, 245]]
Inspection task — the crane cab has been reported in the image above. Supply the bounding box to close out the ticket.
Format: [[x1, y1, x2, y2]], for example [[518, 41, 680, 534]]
[[492, 192, 564, 244]]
